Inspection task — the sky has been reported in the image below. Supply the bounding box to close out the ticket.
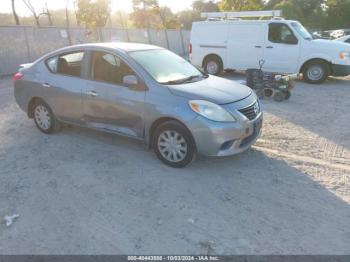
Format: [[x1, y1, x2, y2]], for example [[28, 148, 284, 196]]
[[1, 0, 196, 16]]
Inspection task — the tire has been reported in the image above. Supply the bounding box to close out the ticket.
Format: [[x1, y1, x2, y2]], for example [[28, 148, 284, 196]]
[[203, 56, 223, 75], [224, 69, 235, 74], [32, 99, 61, 134], [255, 89, 265, 99], [303, 60, 330, 84], [284, 90, 291, 100], [153, 121, 196, 168], [273, 91, 285, 102], [264, 88, 273, 98]]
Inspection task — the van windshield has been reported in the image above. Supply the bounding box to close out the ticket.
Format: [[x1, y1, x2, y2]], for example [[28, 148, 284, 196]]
[[129, 49, 207, 85], [291, 22, 313, 40]]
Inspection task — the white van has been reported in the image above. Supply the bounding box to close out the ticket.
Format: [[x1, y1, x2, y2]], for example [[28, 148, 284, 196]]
[[189, 11, 350, 84]]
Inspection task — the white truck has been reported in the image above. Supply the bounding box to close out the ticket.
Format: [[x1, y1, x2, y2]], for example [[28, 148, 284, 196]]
[[189, 11, 350, 84]]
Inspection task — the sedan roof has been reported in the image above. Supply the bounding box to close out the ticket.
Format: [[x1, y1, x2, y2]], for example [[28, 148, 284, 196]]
[[64, 42, 163, 52]]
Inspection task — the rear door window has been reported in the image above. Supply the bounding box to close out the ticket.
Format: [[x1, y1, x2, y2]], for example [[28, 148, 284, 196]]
[[46, 51, 85, 78]]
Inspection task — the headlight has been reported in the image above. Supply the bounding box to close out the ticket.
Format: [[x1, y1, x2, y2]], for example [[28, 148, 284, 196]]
[[339, 52, 350, 60], [189, 100, 237, 122]]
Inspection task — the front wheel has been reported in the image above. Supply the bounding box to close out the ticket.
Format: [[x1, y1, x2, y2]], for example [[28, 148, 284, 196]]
[[303, 61, 329, 84], [32, 100, 61, 134], [153, 121, 196, 168]]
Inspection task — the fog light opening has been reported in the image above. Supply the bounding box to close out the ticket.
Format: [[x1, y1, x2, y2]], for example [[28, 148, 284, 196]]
[[220, 140, 235, 151]]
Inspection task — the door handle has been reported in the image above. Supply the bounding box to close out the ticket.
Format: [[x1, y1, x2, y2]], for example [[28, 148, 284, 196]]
[[266, 46, 274, 49], [86, 90, 98, 97], [42, 83, 51, 88], [255, 45, 262, 48]]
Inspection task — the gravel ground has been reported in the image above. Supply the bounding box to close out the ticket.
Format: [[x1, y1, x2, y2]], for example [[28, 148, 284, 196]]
[[0, 74, 349, 255]]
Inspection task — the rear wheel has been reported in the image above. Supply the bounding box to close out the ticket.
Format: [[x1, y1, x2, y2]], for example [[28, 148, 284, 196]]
[[32, 100, 61, 134], [203, 56, 223, 75], [273, 91, 285, 102], [153, 121, 196, 168], [303, 60, 329, 84], [255, 89, 265, 99], [284, 90, 291, 100]]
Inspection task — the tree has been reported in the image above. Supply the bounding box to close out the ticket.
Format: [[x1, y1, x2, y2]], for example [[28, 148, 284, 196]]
[[11, 0, 20, 25], [22, 0, 40, 26], [130, 0, 158, 28], [326, 0, 350, 29], [76, 0, 111, 28], [154, 6, 180, 29], [266, 0, 325, 28], [65, 0, 72, 44], [37, 2, 53, 26], [76, 0, 111, 40], [177, 0, 219, 29], [219, 0, 263, 11], [193, 0, 220, 13], [44, 2, 53, 26]]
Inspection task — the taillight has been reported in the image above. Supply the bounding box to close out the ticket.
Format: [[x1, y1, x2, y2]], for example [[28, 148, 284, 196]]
[[189, 43, 192, 54], [13, 72, 23, 82]]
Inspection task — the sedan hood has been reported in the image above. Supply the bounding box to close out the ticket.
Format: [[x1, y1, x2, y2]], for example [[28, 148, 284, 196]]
[[166, 75, 252, 104]]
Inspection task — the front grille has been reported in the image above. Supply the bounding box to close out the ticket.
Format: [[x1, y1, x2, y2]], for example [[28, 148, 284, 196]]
[[239, 102, 259, 120]]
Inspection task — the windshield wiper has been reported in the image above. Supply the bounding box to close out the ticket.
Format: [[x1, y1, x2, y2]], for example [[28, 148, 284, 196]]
[[162, 74, 206, 85]]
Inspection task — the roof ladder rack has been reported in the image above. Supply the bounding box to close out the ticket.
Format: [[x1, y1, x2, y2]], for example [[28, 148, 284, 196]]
[[201, 10, 283, 20]]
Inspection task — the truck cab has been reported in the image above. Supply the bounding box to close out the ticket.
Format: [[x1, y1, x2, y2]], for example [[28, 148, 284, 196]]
[[189, 11, 350, 84]]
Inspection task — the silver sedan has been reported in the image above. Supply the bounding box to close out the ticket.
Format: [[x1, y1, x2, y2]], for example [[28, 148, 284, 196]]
[[13, 43, 263, 168]]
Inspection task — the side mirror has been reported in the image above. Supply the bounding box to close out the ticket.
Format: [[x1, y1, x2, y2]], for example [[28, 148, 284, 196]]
[[123, 75, 139, 86], [122, 75, 146, 91], [284, 35, 298, 45]]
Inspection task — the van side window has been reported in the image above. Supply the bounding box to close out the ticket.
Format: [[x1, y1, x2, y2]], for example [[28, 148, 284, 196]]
[[91, 51, 135, 86], [269, 24, 298, 44]]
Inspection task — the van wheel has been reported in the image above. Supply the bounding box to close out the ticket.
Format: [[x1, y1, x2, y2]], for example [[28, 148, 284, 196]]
[[32, 100, 61, 134], [153, 121, 196, 168], [303, 60, 329, 84], [204, 56, 223, 75]]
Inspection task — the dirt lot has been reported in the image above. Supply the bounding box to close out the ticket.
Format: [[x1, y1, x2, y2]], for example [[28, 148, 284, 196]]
[[0, 74, 349, 255]]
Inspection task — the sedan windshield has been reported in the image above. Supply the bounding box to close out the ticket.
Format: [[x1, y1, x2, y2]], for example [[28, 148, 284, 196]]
[[129, 49, 206, 84], [291, 22, 313, 40]]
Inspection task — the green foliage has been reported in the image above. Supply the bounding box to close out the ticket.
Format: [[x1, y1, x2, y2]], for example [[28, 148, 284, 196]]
[[193, 0, 220, 13], [1, 0, 350, 31], [326, 0, 350, 29], [178, 0, 219, 29], [76, 0, 111, 29], [130, 0, 158, 28], [219, 0, 263, 11], [130, 0, 181, 29]]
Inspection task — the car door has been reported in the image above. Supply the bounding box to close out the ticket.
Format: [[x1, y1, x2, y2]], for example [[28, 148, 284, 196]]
[[43, 50, 88, 123], [263, 23, 300, 73], [228, 23, 265, 70], [82, 50, 146, 139]]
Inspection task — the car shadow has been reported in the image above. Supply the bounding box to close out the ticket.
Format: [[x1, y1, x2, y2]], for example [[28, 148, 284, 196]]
[[2, 124, 349, 254]]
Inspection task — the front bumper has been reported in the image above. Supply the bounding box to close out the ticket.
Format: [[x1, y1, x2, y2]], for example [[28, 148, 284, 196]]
[[332, 64, 350, 76], [188, 112, 263, 157]]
